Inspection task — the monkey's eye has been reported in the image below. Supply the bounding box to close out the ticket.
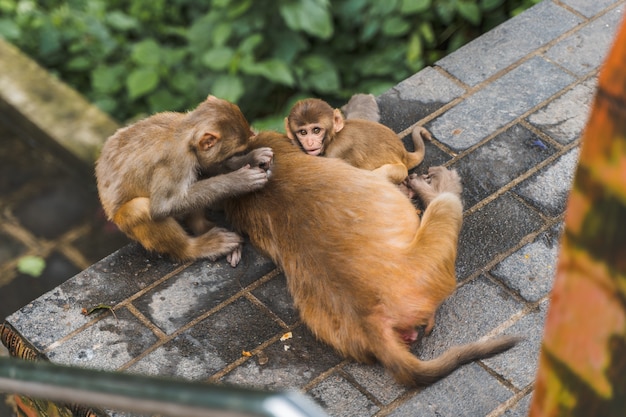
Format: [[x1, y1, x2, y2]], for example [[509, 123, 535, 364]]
[[313, 127, 321, 134], [298, 130, 307, 136]]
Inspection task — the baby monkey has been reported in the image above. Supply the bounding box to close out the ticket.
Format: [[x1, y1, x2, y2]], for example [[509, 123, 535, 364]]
[[96, 95, 272, 267], [285, 97, 430, 184]]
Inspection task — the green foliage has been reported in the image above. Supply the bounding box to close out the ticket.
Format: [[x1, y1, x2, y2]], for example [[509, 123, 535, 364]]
[[17, 255, 46, 277], [0, 0, 540, 129]]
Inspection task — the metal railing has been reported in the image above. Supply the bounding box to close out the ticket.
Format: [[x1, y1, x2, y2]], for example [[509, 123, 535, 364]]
[[0, 356, 328, 417]]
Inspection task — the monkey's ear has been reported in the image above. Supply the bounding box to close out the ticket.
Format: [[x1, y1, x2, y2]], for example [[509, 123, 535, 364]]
[[284, 117, 295, 140], [333, 109, 345, 133], [198, 133, 221, 151]]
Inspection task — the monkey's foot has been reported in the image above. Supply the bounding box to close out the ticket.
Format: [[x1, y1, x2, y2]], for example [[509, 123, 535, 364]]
[[427, 166, 462, 197], [226, 243, 243, 268]]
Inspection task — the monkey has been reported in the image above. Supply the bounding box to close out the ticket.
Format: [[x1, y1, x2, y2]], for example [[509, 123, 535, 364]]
[[341, 93, 381, 122], [222, 131, 520, 386], [284, 98, 431, 185], [95, 95, 273, 267]]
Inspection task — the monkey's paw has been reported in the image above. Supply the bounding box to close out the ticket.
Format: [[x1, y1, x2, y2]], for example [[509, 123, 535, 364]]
[[427, 166, 462, 196], [227, 243, 243, 268], [249, 147, 274, 171]]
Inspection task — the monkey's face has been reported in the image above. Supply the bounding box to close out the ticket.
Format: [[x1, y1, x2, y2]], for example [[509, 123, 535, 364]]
[[293, 123, 327, 156]]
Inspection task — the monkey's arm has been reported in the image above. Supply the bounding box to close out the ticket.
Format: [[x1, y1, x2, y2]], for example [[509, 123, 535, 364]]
[[149, 165, 270, 221]]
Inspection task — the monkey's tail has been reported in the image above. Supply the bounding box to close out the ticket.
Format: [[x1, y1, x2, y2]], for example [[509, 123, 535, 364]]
[[376, 334, 522, 386], [406, 126, 430, 168]]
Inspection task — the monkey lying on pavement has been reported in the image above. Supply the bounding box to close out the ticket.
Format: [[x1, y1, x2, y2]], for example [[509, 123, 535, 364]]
[[223, 131, 520, 386]]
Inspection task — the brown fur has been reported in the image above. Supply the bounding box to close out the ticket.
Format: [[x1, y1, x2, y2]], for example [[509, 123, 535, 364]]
[[96, 95, 272, 265], [223, 131, 520, 386], [341, 93, 380, 122], [285, 98, 428, 184]]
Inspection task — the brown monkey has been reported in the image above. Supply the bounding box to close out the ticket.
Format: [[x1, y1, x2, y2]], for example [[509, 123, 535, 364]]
[[341, 93, 380, 122], [223, 131, 520, 386], [96, 95, 272, 267], [285, 98, 430, 184]]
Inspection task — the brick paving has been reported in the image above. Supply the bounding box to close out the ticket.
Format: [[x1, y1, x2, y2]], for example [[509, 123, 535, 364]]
[[2, 1, 625, 416]]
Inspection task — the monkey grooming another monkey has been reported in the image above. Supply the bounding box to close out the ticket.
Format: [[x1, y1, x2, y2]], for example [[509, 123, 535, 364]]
[[96, 95, 272, 267], [223, 131, 520, 386], [285, 98, 429, 184]]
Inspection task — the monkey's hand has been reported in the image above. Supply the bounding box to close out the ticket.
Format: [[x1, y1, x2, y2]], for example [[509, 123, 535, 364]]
[[245, 147, 273, 172], [227, 164, 270, 194]]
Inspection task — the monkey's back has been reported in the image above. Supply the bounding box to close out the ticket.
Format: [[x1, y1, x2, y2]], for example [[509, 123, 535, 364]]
[[324, 119, 412, 170], [95, 112, 186, 218]]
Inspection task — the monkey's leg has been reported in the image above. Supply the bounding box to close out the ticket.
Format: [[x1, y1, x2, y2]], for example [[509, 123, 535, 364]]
[[183, 209, 215, 235], [114, 198, 242, 262], [373, 163, 409, 184]]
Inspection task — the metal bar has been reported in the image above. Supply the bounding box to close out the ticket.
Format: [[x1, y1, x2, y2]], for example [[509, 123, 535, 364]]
[[0, 357, 328, 417]]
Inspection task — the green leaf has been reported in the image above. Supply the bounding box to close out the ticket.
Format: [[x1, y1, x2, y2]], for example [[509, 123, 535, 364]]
[[212, 22, 232, 46], [66, 56, 92, 71], [418, 22, 436, 46], [238, 34, 263, 55], [480, 0, 504, 12], [211, 74, 244, 102], [169, 72, 197, 93], [148, 88, 186, 113], [131, 39, 161, 67], [400, 0, 431, 14], [17, 256, 46, 278], [127, 67, 160, 99], [279, 0, 333, 39], [106, 11, 138, 31], [407, 33, 423, 63], [301, 55, 339, 93], [0, 18, 20, 39], [92, 64, 126, 94], [244, 59, 295, 86], [382, 17, 410, 37], [458, 1, 482, 25], [201, 47, 234, 71]]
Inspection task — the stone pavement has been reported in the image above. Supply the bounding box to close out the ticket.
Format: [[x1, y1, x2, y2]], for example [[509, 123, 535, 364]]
[[2, 1, 625, 416]]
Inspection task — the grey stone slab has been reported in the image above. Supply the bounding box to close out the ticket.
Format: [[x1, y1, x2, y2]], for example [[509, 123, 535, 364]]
[[452, 124, 555, 209], [128, 297, 282, 380], [417, 275, 523, 359], [309, 373, 380, 417], [527, 77, 597, 145], [343, 363, 407, 405], [483, 300, 549, 389], [545, 7, 625, 76], [251, 273, 299, 325], [491, 224, 563, 302], [46, 307, 158, 371], [560, 0, 622, 18], [456, 193, 545, 281], [5, 243, 178, 350], [130, 297, 282, 379], [436, 1, 582, 87], [133, 260, 250, 335], [223, 325, 342, 390], [429, 57, 576, 152], [504, 392, 533, 417], [378, 66, 466, 132], [514, 148, 579, 217], [387, 363, 512, 417]]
